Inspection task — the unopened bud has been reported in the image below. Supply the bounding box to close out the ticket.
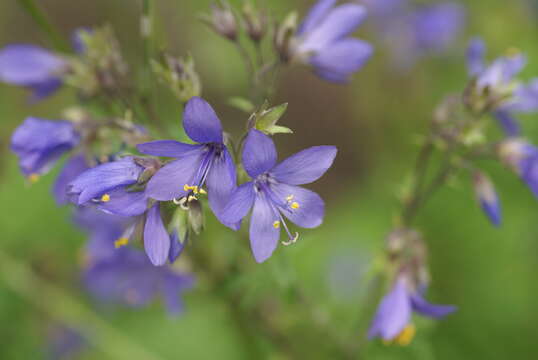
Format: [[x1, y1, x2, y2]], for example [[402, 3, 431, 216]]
[[473, 171, 501, 226], [242, 3, 267, 43], [203, 2, 238, 41], [187, 199, 204, 235], [274, 12, 298, 63], [152, 54, 201, 103]]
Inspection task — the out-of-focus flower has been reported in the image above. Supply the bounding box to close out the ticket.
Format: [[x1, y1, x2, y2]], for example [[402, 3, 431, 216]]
[[46, 325, 86, 360], [53, 154, 90, 205], [465, 38, 538, 133], [0, 45, 67, 101], [152, 54, 201, 103], [137, 96, 237, 228], [363, 1, 464, 68], [498, 138, 538, 198], [289, 0, 372, 83], [242, 2, 268, 42], [368, 276, 456, 345], [472, 171, 501, 226], [84, 246, 194, 314], [221, 129, 336, 263], [10, 117, 80, 180]]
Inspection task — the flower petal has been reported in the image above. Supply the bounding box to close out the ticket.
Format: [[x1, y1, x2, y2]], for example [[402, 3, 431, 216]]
[[249, 196, 280, 263], [221, 182, 256, 225], [98, 188, 148, 217], [53, 154, 89, 204], [206, 147, 239, 229], [494, 110, 520, 137], [506, 79, 538, 113], [411, 293, 457, 318], [298, 4, 367, 53], [242, 129, 277, 178], [466, 37, 486, 77], [297, 0, 337, 35], [0, 45, 66, 85], [162, 273, 194, 314], [271, 146, 337, 185], [271, 183, 325, 228], [68, 157, 143, 205], [143, 204, 171, 266], [183, 97, 223, 143], [144, 151, 204, 201], [136, 140, 202, 158], [309, 38, 372, 83], [168, 230, 185, 264], [368, 279, 412, 340]]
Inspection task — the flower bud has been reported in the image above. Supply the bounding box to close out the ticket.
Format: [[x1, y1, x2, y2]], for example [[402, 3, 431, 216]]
[[472, 171, 501, 226], [202, 1, 238, 41], [497, 138, 529, 174], [242, 3, 268, 43], [187, 199, 204, 235], [152, 54, 201, 103], [273, 12, 298, 63]]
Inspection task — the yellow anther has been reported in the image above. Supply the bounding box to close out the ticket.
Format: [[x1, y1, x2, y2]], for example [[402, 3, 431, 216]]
[[183, 184, 202, 194], [183, 184, 191, 192], [273, 221, 281, 229], [385, 324, 415, 346], [199, 188, 207, 195], [28, 173, 40, 184], [100, 193, 111, 202], [291, 202, 300, 209], [187, 195, 198, 202], [286, 195, 294, 202], [114, 237, 129, 248]]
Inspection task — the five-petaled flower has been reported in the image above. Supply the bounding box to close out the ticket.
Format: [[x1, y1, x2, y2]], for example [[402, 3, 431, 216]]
[[291, 0, 372, 83], [368, 276, 456, 345], [221, 129, 337, 263], [137, 96, 237, 228]]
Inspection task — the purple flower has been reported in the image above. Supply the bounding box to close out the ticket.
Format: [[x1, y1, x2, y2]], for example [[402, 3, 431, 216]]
[[292, 0, 372, 83], [10, 117, 80, 179], [53, 154, 90, 205], [84, 247, 194, 314], [221, 129, 337, 263], [499, 139, 538, 198], [465, 37, 538, 133], [472, 171, 501, 226], [0, 45, 67, 101], [368, 277, 456, 345], [137, 96, 237, 228]]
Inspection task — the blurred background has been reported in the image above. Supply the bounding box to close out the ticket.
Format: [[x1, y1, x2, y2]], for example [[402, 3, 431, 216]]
[[1, 0, 538, 359]]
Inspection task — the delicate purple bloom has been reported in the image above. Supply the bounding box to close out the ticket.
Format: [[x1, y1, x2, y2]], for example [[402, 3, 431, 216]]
[[368, 277, 456, 343], [0, 45, 67, 101], [137, 96, 237, 228], [68, 156, 144, 206], [84, 247, 194, 314], [144, 203, 172, 266], [222, 129, 336, 263], [292, 0, 372, 82], [10, 117, 80, 178], [473, 172, 501, 226], [499, 139, 538, 198]]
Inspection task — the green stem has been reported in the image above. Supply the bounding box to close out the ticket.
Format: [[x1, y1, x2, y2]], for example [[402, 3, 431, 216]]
[[0, 249, 164, 360], [16, 0, 69, 52], [141, 0, 153, 93]]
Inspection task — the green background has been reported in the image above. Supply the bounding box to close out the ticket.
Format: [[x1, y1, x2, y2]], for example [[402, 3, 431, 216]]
[[1, 0, 537, 359]]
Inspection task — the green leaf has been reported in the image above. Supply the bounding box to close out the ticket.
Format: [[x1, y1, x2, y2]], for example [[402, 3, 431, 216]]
[[255, 102, 288, 130], [265, 125, 293, 135]]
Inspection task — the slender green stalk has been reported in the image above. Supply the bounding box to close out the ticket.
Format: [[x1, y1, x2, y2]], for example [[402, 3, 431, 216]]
[[16, 0, 69, 52], [0, 249, 164, 360], [141, 0, 153, 92]]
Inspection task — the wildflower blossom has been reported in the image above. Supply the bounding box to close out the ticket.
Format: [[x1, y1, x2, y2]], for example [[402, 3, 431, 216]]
[[76, 207, 191, 310], [472, 171, 501, 226], [0, 45, 67, 101], [368, 276, 456, 345], [137, 96, 237, 228], [291, 0, 372, 82], [221, 129, 336, 263], [465, 38, 538, 134], [10, 117, 80, 181]]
